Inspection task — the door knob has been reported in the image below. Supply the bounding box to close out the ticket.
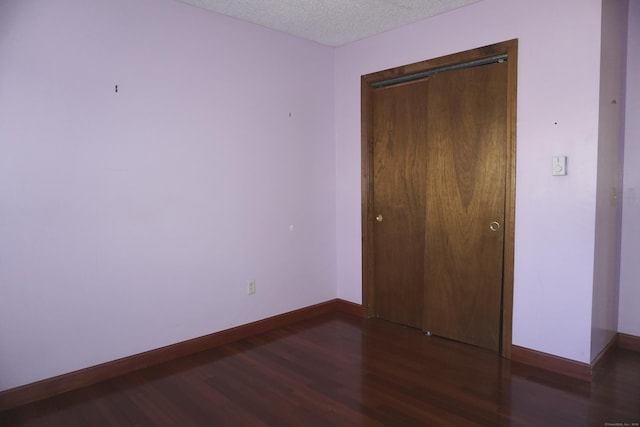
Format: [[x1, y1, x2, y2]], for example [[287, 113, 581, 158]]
[[376, 214, 383, 222], [489, 221, 500, 231]]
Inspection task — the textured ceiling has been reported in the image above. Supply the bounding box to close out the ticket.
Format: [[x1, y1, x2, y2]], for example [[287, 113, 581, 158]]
[[176, 0, 480, 46]]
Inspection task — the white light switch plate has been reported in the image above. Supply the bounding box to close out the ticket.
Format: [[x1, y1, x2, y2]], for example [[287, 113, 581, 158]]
[[552, 156, 567, 176]]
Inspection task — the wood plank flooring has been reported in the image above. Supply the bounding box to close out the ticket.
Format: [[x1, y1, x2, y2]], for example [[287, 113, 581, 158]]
[[1, 312, 639, 426]]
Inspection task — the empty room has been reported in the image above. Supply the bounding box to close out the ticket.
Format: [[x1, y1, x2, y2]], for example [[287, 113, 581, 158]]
[[1, 0, 639, 425]]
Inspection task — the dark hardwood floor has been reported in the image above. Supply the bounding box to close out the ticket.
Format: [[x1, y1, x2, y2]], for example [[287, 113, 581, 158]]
[[1, 312, 639, 426]]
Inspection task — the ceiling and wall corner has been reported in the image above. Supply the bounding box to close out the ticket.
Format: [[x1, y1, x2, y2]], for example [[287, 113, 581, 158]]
[[176, 0, 481, 46]]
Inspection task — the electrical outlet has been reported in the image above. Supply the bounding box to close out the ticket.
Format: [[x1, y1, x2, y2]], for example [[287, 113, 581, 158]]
[[247, 280, 256, 295]]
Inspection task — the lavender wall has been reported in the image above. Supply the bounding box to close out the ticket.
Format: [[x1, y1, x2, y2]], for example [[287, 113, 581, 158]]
[[590, 0, 629, 362], [619, 0, 640, 337], [0, 0, 336, 391], [335, 0, 604, 363], [0, 0, 632, 395]]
